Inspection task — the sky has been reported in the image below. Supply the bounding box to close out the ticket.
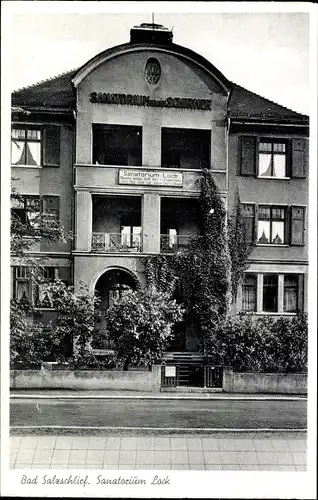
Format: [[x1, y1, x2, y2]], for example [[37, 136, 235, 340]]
[[7, 8, 311, 115]]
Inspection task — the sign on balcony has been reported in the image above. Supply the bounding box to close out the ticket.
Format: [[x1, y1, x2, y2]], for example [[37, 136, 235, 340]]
[[119, 169, 183, 187]]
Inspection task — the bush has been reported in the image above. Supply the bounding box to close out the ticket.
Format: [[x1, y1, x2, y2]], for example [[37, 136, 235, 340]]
[[67, 351, 119, 371], [205, 312, 308, 373], [10, 281, 100, 368], [105, 288, 184, 370]]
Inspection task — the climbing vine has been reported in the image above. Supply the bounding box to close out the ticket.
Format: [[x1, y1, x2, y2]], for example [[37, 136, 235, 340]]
[[228, 189, 252, 303], [145, 169, 232, 350]]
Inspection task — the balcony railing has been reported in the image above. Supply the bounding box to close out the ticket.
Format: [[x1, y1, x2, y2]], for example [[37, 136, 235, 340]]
[[91, 233, 142, 253], [160, 234, 196, 253]]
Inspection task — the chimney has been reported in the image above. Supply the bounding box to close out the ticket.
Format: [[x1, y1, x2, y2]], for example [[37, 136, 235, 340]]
[[130, 23, 173, 44]]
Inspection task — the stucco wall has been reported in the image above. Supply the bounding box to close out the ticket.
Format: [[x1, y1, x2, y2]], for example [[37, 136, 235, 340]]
[[12, 124, 74, 254], [227, 132, 308, 263], [75, 49, 227, 170], [223, 367, 307, 394], [10, 365, 161, 392], [73, 254, 146, 293]]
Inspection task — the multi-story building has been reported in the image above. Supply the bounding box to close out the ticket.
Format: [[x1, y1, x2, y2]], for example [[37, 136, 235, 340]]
[[11, 23, 309, 354]]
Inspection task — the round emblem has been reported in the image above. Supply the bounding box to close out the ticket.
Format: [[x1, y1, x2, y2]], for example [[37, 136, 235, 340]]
[[145, 58, 161, 85]]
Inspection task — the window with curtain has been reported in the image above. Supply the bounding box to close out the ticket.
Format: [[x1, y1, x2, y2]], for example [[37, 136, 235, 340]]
[[11, 128, 41, 166], [13, 266, 32, 302], [257, 206, 286, 244], [36, 267, 57, 308], [242, 274, 257, 312], [284, 275, 299, 313], [258, 140, 287, 178]]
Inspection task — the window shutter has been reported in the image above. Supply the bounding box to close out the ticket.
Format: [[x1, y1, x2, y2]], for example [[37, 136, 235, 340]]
[[43, 126, 60, 166], [242, 204, 255, 243], [291, 206, 305, 245], [291, 139, 308, 178], [240, 136, 256, 176]]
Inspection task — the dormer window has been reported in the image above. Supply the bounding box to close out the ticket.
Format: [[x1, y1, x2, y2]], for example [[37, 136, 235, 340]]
[[145, 58, 161, 85]]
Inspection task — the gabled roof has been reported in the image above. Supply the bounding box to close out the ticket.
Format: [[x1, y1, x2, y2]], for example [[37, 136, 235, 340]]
[[11, 65, 308, 124], [11, 69, 77, 109], [229, 83, 308, 123]]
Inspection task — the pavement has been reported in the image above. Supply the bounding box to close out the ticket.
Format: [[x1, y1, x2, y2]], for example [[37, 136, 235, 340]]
[[10, 390, 307, 471], [10, 389, 306, 400], [10, 433, 307, 471]]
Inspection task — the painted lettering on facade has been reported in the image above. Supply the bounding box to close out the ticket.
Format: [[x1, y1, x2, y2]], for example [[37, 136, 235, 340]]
[[89, 92, 211, 111], [119, 169, 183, 187]]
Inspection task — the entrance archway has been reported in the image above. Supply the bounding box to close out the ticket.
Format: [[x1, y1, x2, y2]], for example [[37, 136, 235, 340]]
[[92, 268, 138, 350]]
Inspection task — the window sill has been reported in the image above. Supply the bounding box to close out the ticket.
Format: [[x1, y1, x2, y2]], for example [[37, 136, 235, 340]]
[[257, 176, 290, 180], [256, 244, 289, 247], [11, 164, 42, 169]]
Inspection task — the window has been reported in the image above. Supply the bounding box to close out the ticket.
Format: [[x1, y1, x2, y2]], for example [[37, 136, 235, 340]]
[[42, 195, 59, 221], [11, 195, 60, 227], [284, 275, 299, 313], [36, 267, 57, 307], [240, 136, 308, 178], [145, 58, 161, 85], [242, 204, 255, 243], [11, 195, 41, 228], [263, 274, 278, 312], [240, 273, 305, 314], [12, 266, 62, 307], [259, 140, 287, 177], [242, 274, 257, 311], [93, 124, 142, 166], [257, 206, 286, 245], [13, 267, 32, 302], [161, 128, 210, 169], [11, 128, 41, 166], [11, 126, 60, 167]]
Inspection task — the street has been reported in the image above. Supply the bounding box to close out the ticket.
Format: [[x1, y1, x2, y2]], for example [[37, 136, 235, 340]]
[[10, 398, 307, 430]]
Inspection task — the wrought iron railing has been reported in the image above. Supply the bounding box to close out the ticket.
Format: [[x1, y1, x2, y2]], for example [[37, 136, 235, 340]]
[[160, 234, 196, 253], [91, 233, 142, 253]]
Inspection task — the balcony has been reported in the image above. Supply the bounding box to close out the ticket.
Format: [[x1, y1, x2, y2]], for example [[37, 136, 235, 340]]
[[91, 232, 142, 253], [160, 234, 197, 253]]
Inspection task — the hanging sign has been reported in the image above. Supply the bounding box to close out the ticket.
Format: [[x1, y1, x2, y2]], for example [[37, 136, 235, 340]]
[[119, 169, 183, 187]]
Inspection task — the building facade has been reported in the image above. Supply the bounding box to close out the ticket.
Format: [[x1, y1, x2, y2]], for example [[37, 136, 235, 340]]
[[11, 23, 309, 353]]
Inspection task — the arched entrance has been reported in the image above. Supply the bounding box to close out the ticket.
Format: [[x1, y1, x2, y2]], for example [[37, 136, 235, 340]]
[[92, 268, 138, 350]]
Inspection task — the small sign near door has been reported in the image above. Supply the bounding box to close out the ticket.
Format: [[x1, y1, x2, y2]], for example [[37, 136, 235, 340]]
[[165, 366, 176, 377]]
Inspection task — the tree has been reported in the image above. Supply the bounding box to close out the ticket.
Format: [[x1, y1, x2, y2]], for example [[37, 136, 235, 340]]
[[11, 189, 68, 259], [105, 288, 184, 370], [228, 189, 252, 303], [10, 280, 102, 367], [10, 186, 73, 365]]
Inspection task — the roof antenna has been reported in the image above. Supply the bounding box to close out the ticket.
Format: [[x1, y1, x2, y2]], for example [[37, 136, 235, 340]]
[[152, 12, 155, 26]]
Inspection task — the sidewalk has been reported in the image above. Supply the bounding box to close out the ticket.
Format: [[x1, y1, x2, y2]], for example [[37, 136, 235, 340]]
[[10, 389, 306, 400], [10, 433, 307, 471]]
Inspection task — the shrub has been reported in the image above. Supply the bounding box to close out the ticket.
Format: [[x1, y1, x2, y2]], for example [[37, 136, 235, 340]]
[[105, 288, 184, 370], [205, 312, 308, 373]]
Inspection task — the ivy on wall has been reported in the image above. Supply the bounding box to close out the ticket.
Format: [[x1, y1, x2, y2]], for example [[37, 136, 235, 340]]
[[145, 169, 233, 350], [228, 188, 252, 303]]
